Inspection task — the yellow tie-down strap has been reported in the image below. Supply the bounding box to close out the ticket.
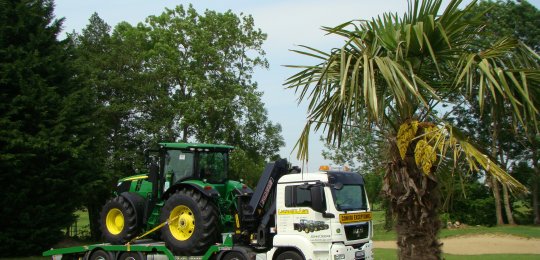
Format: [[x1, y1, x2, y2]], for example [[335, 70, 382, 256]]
[[126, 215, 180, 247]]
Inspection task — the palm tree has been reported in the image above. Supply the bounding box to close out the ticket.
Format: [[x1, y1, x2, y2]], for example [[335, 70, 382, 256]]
[[285, 0, 540, 259]]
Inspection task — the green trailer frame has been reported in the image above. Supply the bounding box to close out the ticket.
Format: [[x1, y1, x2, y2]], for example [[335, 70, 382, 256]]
[[43, 235, 234, 260]]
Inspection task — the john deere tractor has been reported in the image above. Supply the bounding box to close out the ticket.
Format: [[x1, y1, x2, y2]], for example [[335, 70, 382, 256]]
[[99, 143, 251, 255]]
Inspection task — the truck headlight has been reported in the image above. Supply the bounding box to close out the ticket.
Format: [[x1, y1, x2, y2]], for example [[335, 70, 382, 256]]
[[334, 254, 346, 260], [355, 251, 365, 259]]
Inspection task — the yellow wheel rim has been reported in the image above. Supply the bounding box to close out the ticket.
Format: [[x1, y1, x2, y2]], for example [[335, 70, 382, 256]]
[[106, 208, 124, 235], [169, 205, 195, 241]]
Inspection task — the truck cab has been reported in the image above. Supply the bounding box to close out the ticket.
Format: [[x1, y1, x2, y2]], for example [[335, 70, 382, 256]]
[[270, 170, 373, 260]]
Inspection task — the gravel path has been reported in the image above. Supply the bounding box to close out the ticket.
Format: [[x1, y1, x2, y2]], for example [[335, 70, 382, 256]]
[[375, 234, 540, 255]]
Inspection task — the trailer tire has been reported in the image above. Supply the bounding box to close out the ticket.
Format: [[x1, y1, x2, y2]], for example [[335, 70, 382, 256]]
[[160, 188, 218, 255], [276, 250, 303, 260], [222, 251, 246, 260], [118, 251, 146, 260], [100, 196, 140, 244], [89, 250, 114, 260]]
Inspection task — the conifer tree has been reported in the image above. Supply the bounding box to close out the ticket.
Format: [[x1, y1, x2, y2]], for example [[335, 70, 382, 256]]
[[0, 0, 101, 256]]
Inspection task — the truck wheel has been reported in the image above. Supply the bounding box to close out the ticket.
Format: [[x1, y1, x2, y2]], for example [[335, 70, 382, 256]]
[[276, 250, 303, 260], [160, 188, 218, 255], [100, 196, 139, 244], [118, 251, 146, 260], [89, 250, 113, 260], [222, 251, 246, 260]]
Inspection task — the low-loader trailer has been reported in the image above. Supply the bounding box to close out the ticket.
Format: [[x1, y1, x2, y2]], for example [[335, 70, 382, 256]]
[[44, 143, 373, 260]]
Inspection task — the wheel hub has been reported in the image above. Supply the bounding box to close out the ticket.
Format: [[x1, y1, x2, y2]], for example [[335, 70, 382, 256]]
[[106, 208, 124, 235], [169, 205, 195, 241]]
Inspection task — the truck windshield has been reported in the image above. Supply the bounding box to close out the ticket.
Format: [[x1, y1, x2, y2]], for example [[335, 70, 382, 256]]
[[331, 184, 367, 211]]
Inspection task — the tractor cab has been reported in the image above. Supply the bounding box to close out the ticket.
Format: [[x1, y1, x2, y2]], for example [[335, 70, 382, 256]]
[[157, 143, 235, 197]]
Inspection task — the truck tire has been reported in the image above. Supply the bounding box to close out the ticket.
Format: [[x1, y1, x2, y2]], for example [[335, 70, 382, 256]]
[[160, 188, 218, 255], [276, 250, 303, 260], [100, 196, 139, 244]]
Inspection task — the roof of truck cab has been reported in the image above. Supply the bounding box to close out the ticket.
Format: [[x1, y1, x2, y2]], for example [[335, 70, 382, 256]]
[[278, 172, 329, 183], [159, 142, 234, 150], [278, 171, 364, 184]]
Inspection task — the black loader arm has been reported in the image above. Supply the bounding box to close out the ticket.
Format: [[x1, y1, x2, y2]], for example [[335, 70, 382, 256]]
[[247, 158, 288, 216]]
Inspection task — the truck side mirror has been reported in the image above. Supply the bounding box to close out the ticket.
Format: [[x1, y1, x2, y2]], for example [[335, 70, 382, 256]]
[[310, 186, 326, 213]]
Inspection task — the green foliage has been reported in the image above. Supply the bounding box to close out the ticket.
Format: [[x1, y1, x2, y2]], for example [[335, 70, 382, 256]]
[[229, 149, 266, 188], [474, 0, 540, 52], [512, 200, 534, 224], [71, 7, 283, 179], [69, 6, 284, 238], [0, 0, 102, 256], [450, 181, 496, 226]]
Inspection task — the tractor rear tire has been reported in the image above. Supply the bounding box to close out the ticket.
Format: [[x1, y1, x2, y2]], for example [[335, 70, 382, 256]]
[[160, 188, 218, 255], [99, 196, 139, 244]]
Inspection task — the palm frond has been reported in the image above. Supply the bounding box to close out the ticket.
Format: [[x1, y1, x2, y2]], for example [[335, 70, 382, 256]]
[[444, 124, 528, 193], [285, 0, 540, 164]]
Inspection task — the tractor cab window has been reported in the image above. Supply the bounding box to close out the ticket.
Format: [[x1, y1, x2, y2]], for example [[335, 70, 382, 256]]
[[198, 152, 228, 183], [166, 150, 194, 184]]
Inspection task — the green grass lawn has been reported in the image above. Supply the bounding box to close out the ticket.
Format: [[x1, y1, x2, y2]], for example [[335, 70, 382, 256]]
[[65, 209, 91, 238], [374, 248, 540, 260], [372, 210, 540, 241]]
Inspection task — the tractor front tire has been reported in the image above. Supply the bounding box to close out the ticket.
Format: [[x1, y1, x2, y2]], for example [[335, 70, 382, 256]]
[[99, 196, 139, 244], [160, 188, 218, 255]]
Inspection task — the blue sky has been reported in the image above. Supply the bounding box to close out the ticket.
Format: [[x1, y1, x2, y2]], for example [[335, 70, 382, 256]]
[[54, 0, 540, 172]]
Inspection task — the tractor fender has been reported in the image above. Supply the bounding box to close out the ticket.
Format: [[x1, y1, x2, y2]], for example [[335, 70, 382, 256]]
[[119, 192, 146, 228], [162, 183, 220, 200]]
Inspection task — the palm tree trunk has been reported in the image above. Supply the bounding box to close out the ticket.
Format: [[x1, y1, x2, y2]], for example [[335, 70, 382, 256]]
[[533, 150, 540, 225], [490, 126, 505, 225], [384, 150, 441, 260], [502, 184, 516, 225], [489, 175, 505, 225], [533, 179, 540, 225], [497, 142, 515, 225]]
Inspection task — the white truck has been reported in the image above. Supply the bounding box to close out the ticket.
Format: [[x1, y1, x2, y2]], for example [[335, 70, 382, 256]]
[[44, 159, 373, 260], [266, 168, 373, 260]]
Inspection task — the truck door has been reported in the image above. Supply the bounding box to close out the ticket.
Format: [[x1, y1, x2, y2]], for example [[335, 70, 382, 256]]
[[277, 183, 332, 242]]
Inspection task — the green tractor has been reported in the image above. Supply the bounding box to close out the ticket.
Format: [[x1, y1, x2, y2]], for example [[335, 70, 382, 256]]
[[99, 143, 251, 255]]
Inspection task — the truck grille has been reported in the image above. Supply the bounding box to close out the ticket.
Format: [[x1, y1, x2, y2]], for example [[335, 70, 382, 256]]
[[344, 223, 369, 240]]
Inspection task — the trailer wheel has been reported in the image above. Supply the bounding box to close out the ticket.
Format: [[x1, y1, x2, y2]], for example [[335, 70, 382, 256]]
[[89, 250, 113, 260], [276, 250, 303, 260], [222, 251, 246, 260], [160, 188, 218, 255], [118, 251, 146, 260], [100, 196, 139, 244]]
